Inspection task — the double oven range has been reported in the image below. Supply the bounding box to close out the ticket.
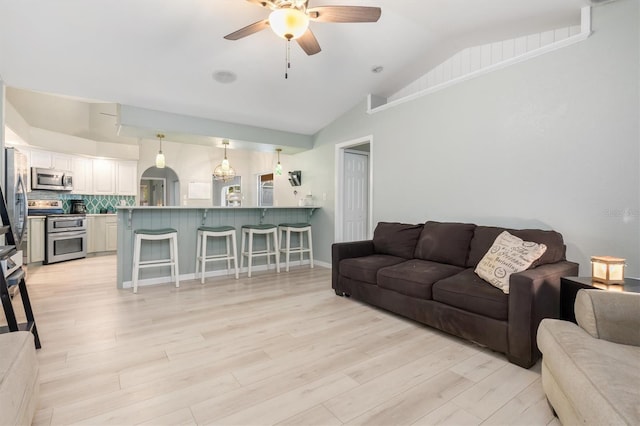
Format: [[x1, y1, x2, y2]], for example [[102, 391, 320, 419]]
[[28, 200, 87, 264]]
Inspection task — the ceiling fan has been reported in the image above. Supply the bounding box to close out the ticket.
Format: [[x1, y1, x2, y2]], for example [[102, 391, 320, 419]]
[[224, 0, 382, 56]]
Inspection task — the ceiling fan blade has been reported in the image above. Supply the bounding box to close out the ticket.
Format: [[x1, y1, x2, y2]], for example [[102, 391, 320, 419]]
[[224, 19, 270, 40], [307, 6, 381, 23], [296, 28, 321, 55]]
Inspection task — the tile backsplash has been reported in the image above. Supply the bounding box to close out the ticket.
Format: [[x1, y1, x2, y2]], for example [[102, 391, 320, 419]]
[[30, 190, 135, 214]]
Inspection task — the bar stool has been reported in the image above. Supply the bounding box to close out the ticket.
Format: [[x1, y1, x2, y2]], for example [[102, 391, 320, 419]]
[[240, 224, 280, 278], [195, 225, 239, 282], [132, 228, 179, 294], [278, 223, 314, 272]]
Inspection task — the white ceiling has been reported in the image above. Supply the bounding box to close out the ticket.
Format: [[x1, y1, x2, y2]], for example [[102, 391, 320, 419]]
[[0, 0, 592, 138]]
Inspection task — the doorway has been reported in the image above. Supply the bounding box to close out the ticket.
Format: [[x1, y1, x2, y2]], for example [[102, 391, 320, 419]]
[[140, 166, 180, 206], [140, 178, 166, 207], [335, 136, 373, 242]]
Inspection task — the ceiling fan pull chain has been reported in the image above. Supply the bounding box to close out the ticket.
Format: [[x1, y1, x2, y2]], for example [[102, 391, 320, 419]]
[[285, 39, 291, 79]]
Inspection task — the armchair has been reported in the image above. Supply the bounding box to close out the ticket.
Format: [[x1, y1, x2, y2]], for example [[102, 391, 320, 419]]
[[537, 289, 640, 425]]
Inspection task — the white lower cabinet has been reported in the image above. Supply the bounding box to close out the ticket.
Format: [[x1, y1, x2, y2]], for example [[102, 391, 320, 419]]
[[106, 216, 118, 251], [28, 217, 45, 264], [87, 215, 117, 254]]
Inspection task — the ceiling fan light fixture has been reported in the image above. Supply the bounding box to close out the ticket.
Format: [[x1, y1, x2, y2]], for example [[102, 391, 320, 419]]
[[269, 8, 309, 40]]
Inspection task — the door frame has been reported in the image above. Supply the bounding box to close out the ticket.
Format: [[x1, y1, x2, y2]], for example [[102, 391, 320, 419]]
[[335, 135, 373, 242]]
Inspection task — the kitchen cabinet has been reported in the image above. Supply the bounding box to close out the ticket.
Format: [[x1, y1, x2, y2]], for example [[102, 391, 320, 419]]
[[87, 215, 117, 253], [86, 216, 96, 253], [92, 159, 137, 196], [116, 161, 137, 196], [71, 157, 93, 194], [92, 160, 116, 195], [29, 150, 72, 171], [105, 216, 118, 251], [87, 216, 105, 253], [27, 217, 45, 263]]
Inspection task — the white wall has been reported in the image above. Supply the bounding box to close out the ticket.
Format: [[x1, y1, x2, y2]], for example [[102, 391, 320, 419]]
[[308, 0, 640, 276]]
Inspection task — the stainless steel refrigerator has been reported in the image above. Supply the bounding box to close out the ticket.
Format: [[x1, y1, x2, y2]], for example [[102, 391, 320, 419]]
[[4, 147, 29, 250]]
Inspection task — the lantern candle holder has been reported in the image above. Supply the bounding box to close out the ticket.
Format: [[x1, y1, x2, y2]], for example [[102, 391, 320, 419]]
[[591, 256, 626, 284]]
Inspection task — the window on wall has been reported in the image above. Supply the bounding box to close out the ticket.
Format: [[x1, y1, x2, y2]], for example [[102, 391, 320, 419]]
[[258, 173, 274, 206]]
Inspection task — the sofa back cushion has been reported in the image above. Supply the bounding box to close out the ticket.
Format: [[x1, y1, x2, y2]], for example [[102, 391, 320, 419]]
[[413, 221, 476, 267], [373, 222, 423, 259], [467, 226, 566, 268]]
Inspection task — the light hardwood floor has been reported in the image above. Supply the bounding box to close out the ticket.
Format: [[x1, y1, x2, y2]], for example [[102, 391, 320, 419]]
[[12, 255, 560, 425]]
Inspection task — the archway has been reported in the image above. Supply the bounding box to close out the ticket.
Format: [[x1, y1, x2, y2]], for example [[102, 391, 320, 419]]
[[140, 166, 180, 206]]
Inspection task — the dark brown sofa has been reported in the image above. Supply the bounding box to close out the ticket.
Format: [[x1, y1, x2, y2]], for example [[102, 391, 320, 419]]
[[332, 221, 579, 368]]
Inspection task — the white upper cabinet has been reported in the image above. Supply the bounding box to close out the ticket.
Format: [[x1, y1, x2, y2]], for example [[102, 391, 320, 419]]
[[22, 146, 137, 196], [71, 157, 94, 194], [52, 154, 73, 171], [92, 159, 116, 194], [29, 150, 51, 168], [30, 149, 72, 171], [116, 161, 137, 196]]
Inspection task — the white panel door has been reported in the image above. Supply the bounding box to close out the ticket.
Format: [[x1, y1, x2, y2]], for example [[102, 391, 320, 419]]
[[343, 151, 369, 242]]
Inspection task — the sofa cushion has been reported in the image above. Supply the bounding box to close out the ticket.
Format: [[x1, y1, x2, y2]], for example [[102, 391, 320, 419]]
[[432, 268, 509, 320], [340, 255, 407, 284], [414, 221, 475, 267], [373, 222, 423, 259], [377, 259, 465, 300], [474, 231, 547, 294], [467, 226, 566, 268]]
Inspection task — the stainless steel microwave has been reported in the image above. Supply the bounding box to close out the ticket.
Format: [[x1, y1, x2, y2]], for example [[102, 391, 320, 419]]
[[31, 167, 73, 191]]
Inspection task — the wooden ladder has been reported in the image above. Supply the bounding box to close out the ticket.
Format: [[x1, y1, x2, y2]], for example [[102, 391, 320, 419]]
[[0, 185, 40, 348]]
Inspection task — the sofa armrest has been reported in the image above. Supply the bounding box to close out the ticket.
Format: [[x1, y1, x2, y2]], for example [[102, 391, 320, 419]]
[[575, 289, 640, 346], [507, 260, 579, 367], [331, 240, 375, 291]]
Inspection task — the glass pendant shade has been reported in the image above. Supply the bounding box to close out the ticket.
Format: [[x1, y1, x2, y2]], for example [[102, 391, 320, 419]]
[[155, 152, 166, 168], [214, 140, 236, 182], [269, 8, 309, 40], [155, 133, 166, 168], [275, 148, 283, 175]]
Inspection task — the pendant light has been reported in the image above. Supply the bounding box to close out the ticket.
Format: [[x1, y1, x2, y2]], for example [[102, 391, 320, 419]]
[[213, 139, 236, 182], [275, 148, 283, 176], [155, 133, 166, 168]]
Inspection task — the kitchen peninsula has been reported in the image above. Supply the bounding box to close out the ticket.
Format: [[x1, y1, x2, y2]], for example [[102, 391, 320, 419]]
[[115, 206, 319, 289]]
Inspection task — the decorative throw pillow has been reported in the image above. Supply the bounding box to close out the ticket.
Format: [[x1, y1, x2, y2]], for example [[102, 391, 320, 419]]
[[474, 231, 547, 294]]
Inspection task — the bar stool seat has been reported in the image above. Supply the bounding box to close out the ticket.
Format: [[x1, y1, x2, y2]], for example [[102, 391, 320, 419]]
[[132, 228, 179, 293], [195, 225, 238, 282], [240, 224, 280, 278], [278, 223, 314, 272]]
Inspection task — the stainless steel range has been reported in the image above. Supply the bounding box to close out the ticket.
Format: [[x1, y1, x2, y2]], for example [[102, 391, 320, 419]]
[[28, 200, 87, 264]]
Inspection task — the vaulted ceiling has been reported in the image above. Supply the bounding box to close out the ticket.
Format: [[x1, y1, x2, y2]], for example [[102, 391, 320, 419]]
[[1, 0, 593, 139]]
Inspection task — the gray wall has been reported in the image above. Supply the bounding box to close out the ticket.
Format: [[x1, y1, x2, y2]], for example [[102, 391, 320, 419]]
[[306, 0, 640, 277]]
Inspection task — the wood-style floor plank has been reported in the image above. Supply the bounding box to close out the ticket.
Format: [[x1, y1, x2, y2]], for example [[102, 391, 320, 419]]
[[7, 254, 558, 425]]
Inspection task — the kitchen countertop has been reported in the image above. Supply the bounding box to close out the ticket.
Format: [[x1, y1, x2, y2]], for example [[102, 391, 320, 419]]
[[116, 205, 320, 210]]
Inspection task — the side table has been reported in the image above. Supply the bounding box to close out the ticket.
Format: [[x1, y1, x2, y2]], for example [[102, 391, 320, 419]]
[[560, 276, 640, 323]]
